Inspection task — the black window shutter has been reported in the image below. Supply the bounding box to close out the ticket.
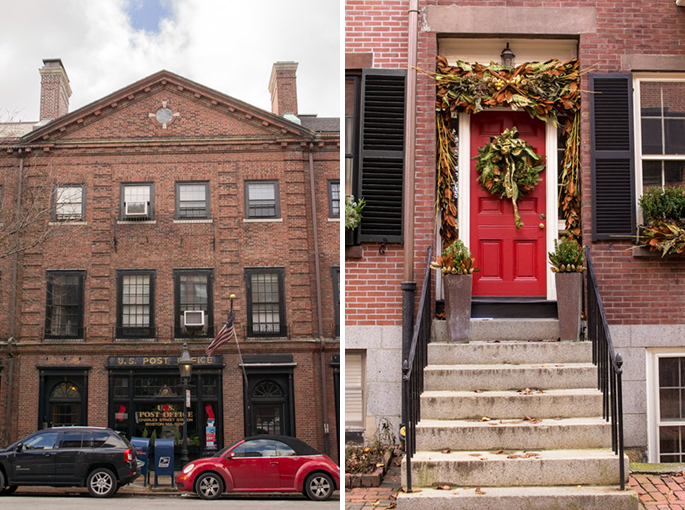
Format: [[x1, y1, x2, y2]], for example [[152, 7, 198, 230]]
[[590, 74, 635, 241], [358, 69, 406, 243]]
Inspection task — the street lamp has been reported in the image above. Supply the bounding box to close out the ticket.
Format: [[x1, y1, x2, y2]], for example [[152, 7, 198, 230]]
[[178, 341, 193, 465]]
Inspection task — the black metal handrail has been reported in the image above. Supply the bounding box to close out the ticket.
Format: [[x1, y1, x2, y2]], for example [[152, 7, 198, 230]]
[[401, 246, 433, 493], [585, 246, 626, 490]]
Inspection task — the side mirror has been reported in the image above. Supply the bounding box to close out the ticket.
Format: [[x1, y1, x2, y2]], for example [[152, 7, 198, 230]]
[[15, 443, 23, 453], [227, 452, 235, 459]]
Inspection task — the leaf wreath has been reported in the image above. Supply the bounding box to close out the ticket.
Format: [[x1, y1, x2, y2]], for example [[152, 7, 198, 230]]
[[475, 127, 545, 229]]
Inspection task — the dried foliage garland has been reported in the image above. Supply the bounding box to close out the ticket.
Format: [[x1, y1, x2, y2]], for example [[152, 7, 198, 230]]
[[434, 56, 582, 248], [475, 127, 544, 230]]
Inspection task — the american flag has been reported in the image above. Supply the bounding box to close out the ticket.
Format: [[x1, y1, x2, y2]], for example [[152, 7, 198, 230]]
[[205, 313, 235, 356]]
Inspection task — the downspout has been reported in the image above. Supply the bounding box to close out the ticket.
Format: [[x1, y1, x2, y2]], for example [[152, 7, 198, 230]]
[[5, 148, 23, 445], [401, 0, 419, 427], [308, 142, 330, 457]]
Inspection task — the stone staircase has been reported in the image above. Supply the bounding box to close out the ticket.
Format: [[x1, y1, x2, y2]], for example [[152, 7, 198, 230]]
[[397, 318, 639, 510]]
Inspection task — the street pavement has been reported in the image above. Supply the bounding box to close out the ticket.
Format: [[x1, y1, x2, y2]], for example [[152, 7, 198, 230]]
[[345, 462, 685, 510]]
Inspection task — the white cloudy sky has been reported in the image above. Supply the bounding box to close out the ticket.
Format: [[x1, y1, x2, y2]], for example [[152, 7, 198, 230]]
[[0, 0, 340, 122]]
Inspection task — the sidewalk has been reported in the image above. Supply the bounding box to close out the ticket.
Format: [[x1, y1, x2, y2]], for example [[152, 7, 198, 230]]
[[344, 463, 685, 510]]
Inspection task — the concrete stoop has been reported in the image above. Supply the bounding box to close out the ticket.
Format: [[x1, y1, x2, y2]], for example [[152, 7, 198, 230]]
[[398, 320, 638, 510]]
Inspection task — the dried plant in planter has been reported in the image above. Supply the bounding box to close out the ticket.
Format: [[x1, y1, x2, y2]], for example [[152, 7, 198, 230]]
[[431, 239, 480, 275], [638, 186, 685, 256], [549, 236, 585, 273]]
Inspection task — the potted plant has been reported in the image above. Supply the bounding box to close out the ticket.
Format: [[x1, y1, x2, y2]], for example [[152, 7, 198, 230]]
[[638, 186, 685, 257], [345, 195, 365, 246], [431, 239, 480, 342], [549, 236, 585, 341]]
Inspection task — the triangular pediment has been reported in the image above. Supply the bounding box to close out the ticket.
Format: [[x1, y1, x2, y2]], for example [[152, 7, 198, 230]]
[[23, 70, 314, 144]]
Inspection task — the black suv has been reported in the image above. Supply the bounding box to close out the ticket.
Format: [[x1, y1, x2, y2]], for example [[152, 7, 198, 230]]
[[0, 426, 140, 497]]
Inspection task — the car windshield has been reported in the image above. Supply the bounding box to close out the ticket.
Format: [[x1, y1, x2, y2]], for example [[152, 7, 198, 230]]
[[216, 440, 243, 457]]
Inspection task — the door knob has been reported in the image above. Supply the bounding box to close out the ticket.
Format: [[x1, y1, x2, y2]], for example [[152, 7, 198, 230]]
[[539, 223, 545, 230], [540, 213, 546, 220]]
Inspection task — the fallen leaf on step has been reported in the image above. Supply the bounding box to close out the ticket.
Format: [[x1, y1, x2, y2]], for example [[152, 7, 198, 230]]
[[531, 419, 542, 424], [576, 485, 582, 488], [481, 416, 491, 421], [474, 390, 483, 393], [376, 463, 385, 468], [554, 417, 562, 420], [386, 504, 397, 509], [442, 449, 451, 454], [469, 453, 482, 457], [494, 450, 504, 454], [556, 364, 564, 367], [464, 487, 470, 490], [452, 491, 459, 495], [488, 422, 498, 426], [507, 454, 521, 459], [476, 488, 486, 494], [523, 416, 532, 421], [436, 485, 451, 490], [371, 501, 380, 506]]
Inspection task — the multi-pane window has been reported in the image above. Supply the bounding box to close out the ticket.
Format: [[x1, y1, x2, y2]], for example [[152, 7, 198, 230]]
[[345, 76, 360, 198], [328, 180, 340, 218], [117, 270, 155, 338], [657, 356, 685, 462], [245, 268, 286, 337], [53, 185, 85, 221], [638, 80, 685, 195], [45, 270, 85, 339], [176, 182, 210, 219], [121, 183, 154, 220], [245, 181, 280, 219], [174, 269, 213, 337]]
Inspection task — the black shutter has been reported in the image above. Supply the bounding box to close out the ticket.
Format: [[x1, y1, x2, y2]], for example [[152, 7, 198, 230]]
[[590, 74, 635, 240], [358, 69, 406, 243]]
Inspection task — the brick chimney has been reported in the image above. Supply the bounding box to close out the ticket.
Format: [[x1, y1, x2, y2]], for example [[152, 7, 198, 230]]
[[39, 59, 71, 122], [268, 62, 298, 117]]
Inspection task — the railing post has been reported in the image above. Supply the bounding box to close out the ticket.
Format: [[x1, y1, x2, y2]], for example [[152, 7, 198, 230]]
[[616, 353, 625, 490]]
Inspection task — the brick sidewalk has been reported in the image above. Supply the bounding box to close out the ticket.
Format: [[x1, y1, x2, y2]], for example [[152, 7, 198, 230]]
[[346, 470, 685, 509], [631, 473, 685, 510]]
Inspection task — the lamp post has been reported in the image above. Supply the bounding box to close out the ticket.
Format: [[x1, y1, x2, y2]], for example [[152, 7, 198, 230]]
[[178, 340, 193, 465]]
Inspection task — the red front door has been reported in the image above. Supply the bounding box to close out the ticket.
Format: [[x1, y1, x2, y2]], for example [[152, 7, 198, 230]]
[[470, 111, 547, 297]]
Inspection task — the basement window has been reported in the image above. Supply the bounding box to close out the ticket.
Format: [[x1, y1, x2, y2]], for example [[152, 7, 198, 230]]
[[655, 354, 685, 462]]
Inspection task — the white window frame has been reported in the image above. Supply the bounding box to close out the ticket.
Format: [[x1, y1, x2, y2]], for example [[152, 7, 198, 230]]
[[54, 184, 85, 222], [647, 348, 685, 463], [345, 350, 366, 431], [633, 74, 685, 224]]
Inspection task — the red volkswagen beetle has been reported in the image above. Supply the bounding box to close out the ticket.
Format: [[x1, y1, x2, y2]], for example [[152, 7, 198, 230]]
[[175, 435, 339, 501]]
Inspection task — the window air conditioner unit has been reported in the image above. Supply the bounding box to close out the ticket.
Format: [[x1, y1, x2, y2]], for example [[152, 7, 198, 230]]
[[184, 310, 205, 328], [125, 202, 148, 217]]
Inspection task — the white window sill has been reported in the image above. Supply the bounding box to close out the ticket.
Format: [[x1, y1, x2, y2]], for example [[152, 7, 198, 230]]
[[117, 220, 157, 225], [49, 221, 87, 226], [328, 217, 341, 222], [243, 218, 283, 223], [173, 219, 213, 224]]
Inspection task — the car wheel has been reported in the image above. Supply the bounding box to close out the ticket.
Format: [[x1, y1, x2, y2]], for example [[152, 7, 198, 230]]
[[87, 468, 117, 498], [304, 472, 334, 501], [196, 472, 223, 500], [0, 470, 5, 495]]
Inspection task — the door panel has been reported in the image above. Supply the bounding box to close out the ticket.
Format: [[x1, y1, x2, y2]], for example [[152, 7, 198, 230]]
[[471, 111, 547, 297]]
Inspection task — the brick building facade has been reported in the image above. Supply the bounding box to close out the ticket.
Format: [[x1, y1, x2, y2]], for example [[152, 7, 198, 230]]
[[346, 0, 685, 463], [0, 59, 340, 463]]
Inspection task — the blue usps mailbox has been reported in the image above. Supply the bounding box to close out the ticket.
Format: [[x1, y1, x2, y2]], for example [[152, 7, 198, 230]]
[[131, 437, 150, 486], [154, 438, 175, 488]]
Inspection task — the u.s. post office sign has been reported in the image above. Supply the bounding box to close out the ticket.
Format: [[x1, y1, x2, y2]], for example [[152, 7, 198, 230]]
[[107, 355, 223, 368]]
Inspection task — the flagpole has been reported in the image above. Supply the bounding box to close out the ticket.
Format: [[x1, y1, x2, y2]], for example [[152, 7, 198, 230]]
[[229, 294, 250, 392]]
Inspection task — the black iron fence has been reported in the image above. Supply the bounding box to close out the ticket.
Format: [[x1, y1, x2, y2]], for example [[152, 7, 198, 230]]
[[585, 246, 626, 490], [401, 246, 433, 493]]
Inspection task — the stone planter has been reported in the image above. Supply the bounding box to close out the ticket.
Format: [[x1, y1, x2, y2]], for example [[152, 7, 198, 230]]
[[443, 274, 472, 342], [555, 272, 583, 341]]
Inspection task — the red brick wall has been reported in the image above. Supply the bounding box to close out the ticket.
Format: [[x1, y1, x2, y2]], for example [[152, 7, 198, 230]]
[[346, 0, 685, 327], [0, 75, 339, 456]]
